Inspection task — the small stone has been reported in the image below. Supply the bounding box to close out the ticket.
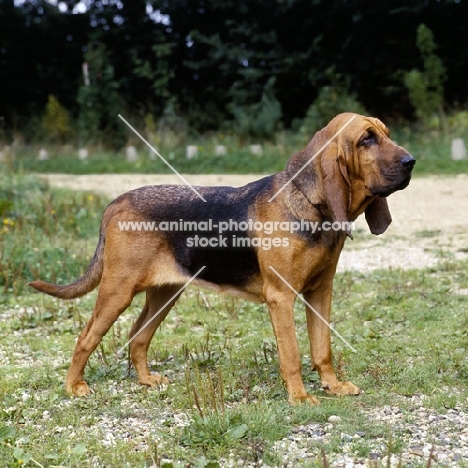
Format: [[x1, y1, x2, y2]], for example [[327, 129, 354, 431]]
[[410, 446, 424, 457], [78, 148, 88, 160], [126, 146, 138, 162], [148, 147, 157, 160], [249, 144, 263, 155], [451, 138, 467, 160], [215, 145, 227, 156], [328, 415, 342, 423], [307, 423, 321, 431], [38, 148, 49, 160], [186, 145, 198, 159], [323, 423, 333, 431], [341, 432, 353, 442]]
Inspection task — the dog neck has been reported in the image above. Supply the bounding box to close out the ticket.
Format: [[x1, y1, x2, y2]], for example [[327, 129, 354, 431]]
[[292, 179, 326, 216]]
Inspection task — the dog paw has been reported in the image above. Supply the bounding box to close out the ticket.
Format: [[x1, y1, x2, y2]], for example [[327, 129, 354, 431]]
[[67, 380, 93, 397], [139, 373, 169, 388], [322, 380, 361, 395], [289, 393, 320, 406]]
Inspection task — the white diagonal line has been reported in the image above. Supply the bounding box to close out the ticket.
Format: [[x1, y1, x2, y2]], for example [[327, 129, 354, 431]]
[[269, 266, 357, 353], [118, 114, 207, 202], [268, 114, 356, 202], [116, 266, 206, 355]]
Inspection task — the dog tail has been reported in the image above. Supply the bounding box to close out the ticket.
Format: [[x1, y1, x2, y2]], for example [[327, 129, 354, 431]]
[[29, 227, 106, 300]]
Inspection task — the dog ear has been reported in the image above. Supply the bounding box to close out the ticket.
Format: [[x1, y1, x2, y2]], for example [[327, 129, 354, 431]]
[[320, 142, 353, 238], [285, 129, 325, 204], [365, 197, 392, 235]]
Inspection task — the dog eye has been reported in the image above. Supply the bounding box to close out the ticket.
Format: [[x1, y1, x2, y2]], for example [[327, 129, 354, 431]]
[[359, 132, 376, 146]]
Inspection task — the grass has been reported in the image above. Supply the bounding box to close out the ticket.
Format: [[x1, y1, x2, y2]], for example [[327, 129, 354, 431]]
[[6, 121, 468, 176], [0, 173, 109, 296], [1, 173, 468, 466], [10, 142, 291, 176]]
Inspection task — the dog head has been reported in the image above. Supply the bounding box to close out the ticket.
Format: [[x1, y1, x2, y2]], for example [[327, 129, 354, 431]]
[[287, 113, 415, 237]]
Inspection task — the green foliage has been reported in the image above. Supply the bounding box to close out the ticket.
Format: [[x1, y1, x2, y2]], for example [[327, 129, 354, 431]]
[[5, 1, 468, 145], [403, 24, 446, 126], [180, 411, 248, 448], [228, 78, 282, 140], [416, 24, 446, 98], [12, 143, 292, 175], [300, 72, 367, 135], [133, 41, 175, 103], [150, 99, 189, 148], [0, 173, 108, 296], [4, 1, 468, 137], [42, 95, 72, 143], [447, 110, 468, 133], [77, 44, 125, 149], [10, 116, 468, 176]]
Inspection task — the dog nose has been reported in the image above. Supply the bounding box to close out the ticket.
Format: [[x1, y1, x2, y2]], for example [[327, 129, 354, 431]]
[[400, 155, 416, 171]]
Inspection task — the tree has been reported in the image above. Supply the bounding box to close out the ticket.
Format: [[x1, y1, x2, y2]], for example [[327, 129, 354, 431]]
[[0, 0, 88, 139], [404, 24, 446, 126], [2, 0, 468, 140], [77, 44, 124, 148]]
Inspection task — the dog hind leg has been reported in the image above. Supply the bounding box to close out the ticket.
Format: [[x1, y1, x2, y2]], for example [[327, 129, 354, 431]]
[[65, 279, 135, 396], [129, 285, 182, 388]]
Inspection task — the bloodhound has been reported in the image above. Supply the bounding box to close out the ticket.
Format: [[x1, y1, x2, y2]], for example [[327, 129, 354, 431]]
[[30, 113, 415, 404]]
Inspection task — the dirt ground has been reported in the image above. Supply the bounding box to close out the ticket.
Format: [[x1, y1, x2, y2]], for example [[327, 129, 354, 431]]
[[42, 173, 468, 272]]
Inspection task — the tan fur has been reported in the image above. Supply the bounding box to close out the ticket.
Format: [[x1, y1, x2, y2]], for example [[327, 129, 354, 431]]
[[29, 113, 414, 404]]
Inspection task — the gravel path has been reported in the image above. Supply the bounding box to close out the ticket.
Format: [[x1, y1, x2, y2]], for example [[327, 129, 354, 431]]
[[271, 397, 468, 467]]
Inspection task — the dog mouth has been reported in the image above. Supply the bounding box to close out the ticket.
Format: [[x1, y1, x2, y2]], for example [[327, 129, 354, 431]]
[[370, 154, 416, 197], [370, 174, 412, 198]]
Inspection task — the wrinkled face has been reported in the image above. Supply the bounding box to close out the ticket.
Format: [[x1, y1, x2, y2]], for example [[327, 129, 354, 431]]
[[332, 113, 416, 197]]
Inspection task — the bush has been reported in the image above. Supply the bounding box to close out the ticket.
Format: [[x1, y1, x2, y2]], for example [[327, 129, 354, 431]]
[[148, 99, 189, 148], [42, 95, 72, 143], [77, 44, 125, 149], [447, 110, 468, 133], [403, 24, 446, 127], [228, 78, 282, 140], [300, 74, 366, 135]]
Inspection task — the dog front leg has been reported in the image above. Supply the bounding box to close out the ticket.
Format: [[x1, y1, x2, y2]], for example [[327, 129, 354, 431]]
[[263, 283, 319, 405], [303, 286, 360, 396]]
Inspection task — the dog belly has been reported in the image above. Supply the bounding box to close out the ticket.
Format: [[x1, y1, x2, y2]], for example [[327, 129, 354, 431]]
[[172, 231, 261, 287], [193, 274, 265, 302]]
